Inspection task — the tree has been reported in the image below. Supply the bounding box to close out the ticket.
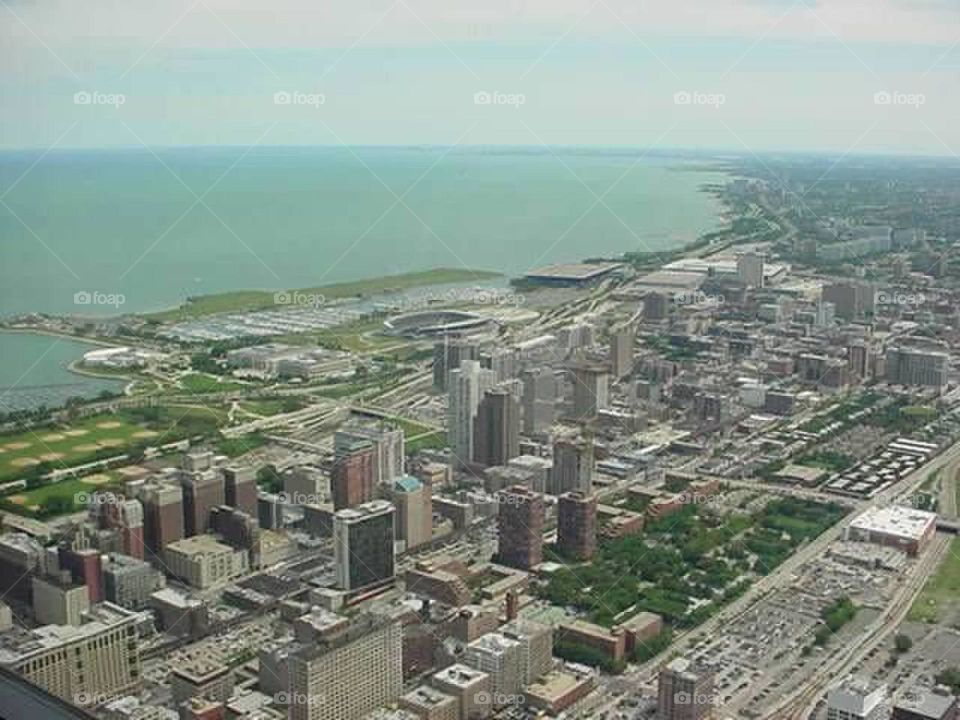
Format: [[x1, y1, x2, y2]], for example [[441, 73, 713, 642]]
[[894, 634, 913, 653]]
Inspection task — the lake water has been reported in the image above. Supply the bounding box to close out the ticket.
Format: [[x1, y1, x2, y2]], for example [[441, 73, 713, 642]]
[[0, 146, 726, 408]]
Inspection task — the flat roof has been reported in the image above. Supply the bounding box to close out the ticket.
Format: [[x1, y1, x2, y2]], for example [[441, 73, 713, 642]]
[[525, 262, 622, 281], [850, 505, 937, 541]]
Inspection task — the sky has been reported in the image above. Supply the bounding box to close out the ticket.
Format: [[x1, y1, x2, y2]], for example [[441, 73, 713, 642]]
[[2, 0, 960, 155]]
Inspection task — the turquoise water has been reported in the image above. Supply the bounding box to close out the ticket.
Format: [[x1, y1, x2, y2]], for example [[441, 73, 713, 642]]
[[0, 146, 725, 409], [0, 147, 724, 316], [0, 333, 125, 413]]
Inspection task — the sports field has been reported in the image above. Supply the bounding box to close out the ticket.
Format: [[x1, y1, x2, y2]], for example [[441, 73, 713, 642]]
[[0, 415, 155, 482]]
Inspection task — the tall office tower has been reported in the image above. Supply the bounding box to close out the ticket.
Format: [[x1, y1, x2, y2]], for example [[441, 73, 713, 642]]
[[331, 439, 375, 510], [644, 291, 669, 321], [822, 281, 875, 320], [335, 422, 405, 485], [433, 337, 481, 392], [392, 476, 433, 551], [333, 500, 396, 593], [557, 491, 598, 560], [58, 547, 103, 604], [551, 437, 594, 495], [463, 633, 523, 703], [848, 342, 872, 379], [483, 347, 520, 383], [826, 676, 889, 720], [736, 251, 765, 288], [288, 608, 404, 720], [657, 657, 716, 720], [497, 486, 544, 571], [609, 325, 636, 379], [448, 360, 495, 467], [283, 466, 323, 504], [885, 346, 950, 388], [520, 367, 556, 436], [138, 482, 184, 556], [223, 466, 257, 517], [0, 603, 146, 707], [100, 497, 145, 560], [815, 300, 836, 327], [501, 619, 553, 686], [209, 505, 259, 550], [102, 554, 165, 610], [570, 363, 609, 421], [180, 470, 225, 537], [0, 533, 44, 605], [472, 388, 521, 468], [258, 492, 285, 530]]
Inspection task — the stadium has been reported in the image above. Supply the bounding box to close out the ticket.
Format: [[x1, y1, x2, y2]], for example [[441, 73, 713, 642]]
[[382, 309, 492, 338]]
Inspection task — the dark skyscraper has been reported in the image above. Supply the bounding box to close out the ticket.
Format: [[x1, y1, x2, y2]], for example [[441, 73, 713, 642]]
[[472, 387, 520, 468], [497, 486, 544, 571], [331, 440, 376, 510]]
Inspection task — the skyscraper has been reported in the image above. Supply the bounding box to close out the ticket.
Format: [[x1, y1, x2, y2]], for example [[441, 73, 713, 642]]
[[609, 325, 635, 379], [551, 437, 594, 495], [180, 470, 225, 538], [885, 345, 949, 388], [497, 486, 544, 571], [472, 387, 521, 468], [570, 363, 609, 421], [331, 439, 375, 510], [557, 491, 598, 560], [520, 367, 556, 436], [138, 481, 184, 557], [288, 608, 404, 720], [433, 337, 481, 392], [333, 500, 396, 593], [392, 475, 433, 551], [223, 466, 258, 517], [448, 360, 495, 467], [335, 422, 405, 486], [657, 657, 715, 720]]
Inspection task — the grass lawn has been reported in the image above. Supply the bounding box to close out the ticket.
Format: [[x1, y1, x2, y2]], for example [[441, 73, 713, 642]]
[[0, 414, 149, 482], [0, 475, 125, 518], [406, 431, 447, 454], [179, 373, 247, 394], [909, 537, 960, 623], [240, 398, 305, 416], [146, 267, 502, 322]]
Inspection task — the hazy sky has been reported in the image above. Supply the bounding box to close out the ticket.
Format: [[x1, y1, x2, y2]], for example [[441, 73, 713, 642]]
[[2, 0, 960, 154]]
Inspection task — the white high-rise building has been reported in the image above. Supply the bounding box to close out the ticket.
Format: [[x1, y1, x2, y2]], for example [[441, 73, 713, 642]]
[[289, 608, 404, 720], [448, 360, 495, 467]]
